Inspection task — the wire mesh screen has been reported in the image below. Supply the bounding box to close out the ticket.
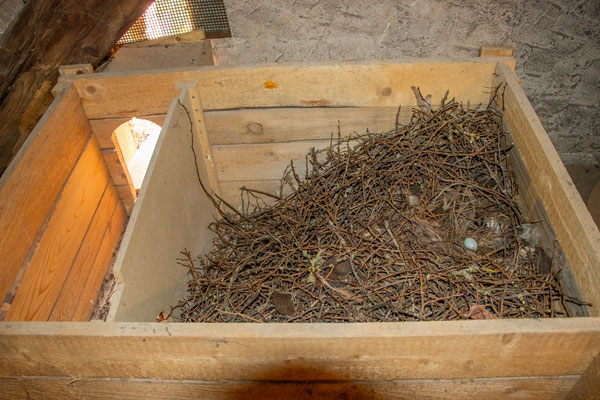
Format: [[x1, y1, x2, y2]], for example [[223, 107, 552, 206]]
[[118, 0, 231, 44]]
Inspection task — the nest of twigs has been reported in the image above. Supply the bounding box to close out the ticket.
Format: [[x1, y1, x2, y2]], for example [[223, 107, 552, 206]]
[[174, 88, 578, 323]]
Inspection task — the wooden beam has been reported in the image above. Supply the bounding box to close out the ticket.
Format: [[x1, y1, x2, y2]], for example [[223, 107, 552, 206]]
[[0, 85, 89, 306], [0, 0, 154, 174], [494, 63, 600, 316], [0, 375, 578, 399], [0, 319, 598, 380], [63, 58, 516, 119]]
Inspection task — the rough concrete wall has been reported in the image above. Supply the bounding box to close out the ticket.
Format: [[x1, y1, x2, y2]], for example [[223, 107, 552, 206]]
[[212, 0, 600, 195]]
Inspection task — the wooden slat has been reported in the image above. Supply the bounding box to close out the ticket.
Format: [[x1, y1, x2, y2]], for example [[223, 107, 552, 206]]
[[212, 140, 330, 182], [101, 148, 135, 188], [494, 63, 600, 315], [0, 85, 89, 304], [5, 139, 110, 321], [108, 90, 217, 322], [0, 319, 598, 380], [181, 85, 221, 195], [115, 184, 136, 216], [205, 106, 407, 145], [63, 58, 515, 119], [112, 123, 137, 165], [72, 199, 125, 321], [48, 184, 119, 321], [0, 375, 578, 400]]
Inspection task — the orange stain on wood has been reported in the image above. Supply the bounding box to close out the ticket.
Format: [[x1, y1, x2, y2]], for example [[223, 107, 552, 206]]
[[264, 81, 278, 89]]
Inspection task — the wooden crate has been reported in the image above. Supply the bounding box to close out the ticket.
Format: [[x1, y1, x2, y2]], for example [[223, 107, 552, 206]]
[[1, 58, 599, 399]]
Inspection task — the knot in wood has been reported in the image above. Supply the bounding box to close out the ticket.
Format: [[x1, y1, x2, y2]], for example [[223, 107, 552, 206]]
[[246, 122, 264, 135]]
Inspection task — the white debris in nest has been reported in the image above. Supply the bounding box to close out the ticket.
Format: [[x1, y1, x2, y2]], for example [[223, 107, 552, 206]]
[[518, 223, 541, 246], [463, 237, 478, 251], [408, 194, 420, 206], [485, 216, 503, 234]]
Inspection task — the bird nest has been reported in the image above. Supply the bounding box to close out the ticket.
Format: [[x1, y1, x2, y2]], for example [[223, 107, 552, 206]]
[[171, 88, 588, 323]]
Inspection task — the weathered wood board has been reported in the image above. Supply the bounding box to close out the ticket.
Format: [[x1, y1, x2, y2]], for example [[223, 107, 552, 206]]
[[108, 89, 217, 322], [0, 375, 578, 400], [64, 58, 515, 119], [0, 320, 598, 380], [5, 139, 109, 321], [0, 86, 89, 305]]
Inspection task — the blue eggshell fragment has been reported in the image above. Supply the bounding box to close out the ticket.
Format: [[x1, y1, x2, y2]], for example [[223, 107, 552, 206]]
[[463, 237, 478, 251]]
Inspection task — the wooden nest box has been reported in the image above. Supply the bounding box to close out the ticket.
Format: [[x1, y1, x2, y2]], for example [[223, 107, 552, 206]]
[[1, 55, 599, 398]]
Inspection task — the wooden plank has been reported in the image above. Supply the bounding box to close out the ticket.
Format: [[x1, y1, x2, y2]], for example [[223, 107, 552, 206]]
[[0, 375, 578, 400], [112, 123, 138, 164], [59, 64, 94, 76], [565, 352, 600, 399], [101, 148, 136, 196], [494, 63, 600, 315], [89, 106, 406, 149], [115, 184, 136, 216], [5, 139, 110, 321], [103, 41, 214, 73], [108, 91, 217, 322], [0, 319, 598, 380], [205, 106, 407, 145], [181, 84, 221, 195], [587, 180, 600, 228], [479, 46, 515, 58], [0, 85, 89, 305], [63, 58, 515, 119], [90, 115, 166, 149], [212, 140, 330, 182], [48, 184, 120, 321], [72, 199, 125, 321]]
